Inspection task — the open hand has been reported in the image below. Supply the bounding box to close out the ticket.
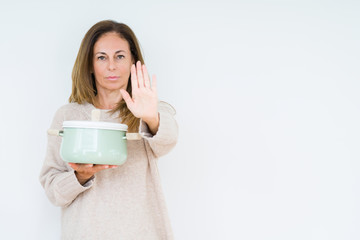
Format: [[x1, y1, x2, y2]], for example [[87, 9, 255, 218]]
[[120, 61, 159, 133]]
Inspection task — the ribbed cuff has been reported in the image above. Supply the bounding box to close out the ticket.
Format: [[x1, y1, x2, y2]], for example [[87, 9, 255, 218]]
[[139, 118, 154, 138], [139, 111, 176, 145], [55, 170, 94, 204]]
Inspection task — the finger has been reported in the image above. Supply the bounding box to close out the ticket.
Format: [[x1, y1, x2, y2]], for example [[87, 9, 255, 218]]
[[68, 162, 77, 170], [92, 164, 110, 170], [68, 163, 93, 170], [120, 89, 134, 109], [151, 74, 157, 92], [130, 64, 138, 90], [136, 61, 144, 88], [142, 64, 151, 88]]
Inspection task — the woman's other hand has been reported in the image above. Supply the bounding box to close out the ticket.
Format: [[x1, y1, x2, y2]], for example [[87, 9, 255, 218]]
[[120, 61, 159, 134], [68, 163, 117, 185]]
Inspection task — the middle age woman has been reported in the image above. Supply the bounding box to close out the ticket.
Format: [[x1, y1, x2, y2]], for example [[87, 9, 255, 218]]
[[40, 20, 178, 239]]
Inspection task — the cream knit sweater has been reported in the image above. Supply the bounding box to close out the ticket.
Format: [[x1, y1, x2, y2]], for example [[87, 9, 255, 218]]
[[39, 101, 178, 240]]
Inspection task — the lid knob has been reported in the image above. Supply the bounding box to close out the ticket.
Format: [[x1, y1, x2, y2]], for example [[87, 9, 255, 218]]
[[91, 109, 101, 121]]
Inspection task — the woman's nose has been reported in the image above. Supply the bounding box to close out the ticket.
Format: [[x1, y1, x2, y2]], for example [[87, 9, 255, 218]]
[[108, 59, 116, 70]]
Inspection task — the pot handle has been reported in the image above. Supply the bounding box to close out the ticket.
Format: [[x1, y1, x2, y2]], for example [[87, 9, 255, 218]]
[[47, 129, 64, 137], [124, 133, 142, 140]]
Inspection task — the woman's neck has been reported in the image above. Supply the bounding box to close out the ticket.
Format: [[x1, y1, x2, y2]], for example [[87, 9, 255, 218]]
[[94, 90, 122, 110]]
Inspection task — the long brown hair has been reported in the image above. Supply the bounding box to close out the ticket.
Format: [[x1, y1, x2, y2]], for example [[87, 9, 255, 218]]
[[69, 20, 144, 132]]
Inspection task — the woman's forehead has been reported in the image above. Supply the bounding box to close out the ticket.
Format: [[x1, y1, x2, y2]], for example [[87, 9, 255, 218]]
[[94, 32, 130, 53]]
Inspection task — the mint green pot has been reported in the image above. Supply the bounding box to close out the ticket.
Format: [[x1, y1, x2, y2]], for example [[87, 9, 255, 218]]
[[50, 121, 140, 165]]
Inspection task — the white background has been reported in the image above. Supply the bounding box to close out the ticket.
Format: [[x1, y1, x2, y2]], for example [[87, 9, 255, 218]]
[[0, 0, 359, 239]]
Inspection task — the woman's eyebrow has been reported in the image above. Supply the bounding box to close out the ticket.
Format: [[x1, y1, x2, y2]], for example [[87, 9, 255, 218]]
[[95, 50, 127, 55]]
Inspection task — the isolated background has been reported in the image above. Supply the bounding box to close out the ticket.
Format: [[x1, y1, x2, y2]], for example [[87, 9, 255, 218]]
[[0, 0, 359, 239]]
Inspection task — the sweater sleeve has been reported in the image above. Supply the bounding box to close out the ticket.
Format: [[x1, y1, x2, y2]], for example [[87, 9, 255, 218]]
[[139, 101, 179, 158], [39, 107, 94, 207]]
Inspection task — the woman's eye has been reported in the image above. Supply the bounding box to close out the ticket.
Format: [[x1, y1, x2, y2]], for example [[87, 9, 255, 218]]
[[117, 55, 125, 59], [97, 56, 106, 60]]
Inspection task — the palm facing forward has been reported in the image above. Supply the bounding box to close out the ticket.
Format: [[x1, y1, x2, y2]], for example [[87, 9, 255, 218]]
[[120, 61, 159, 129]]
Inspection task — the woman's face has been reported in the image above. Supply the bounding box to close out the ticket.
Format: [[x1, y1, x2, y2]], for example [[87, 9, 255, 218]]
[[92, 32, 133, 94]]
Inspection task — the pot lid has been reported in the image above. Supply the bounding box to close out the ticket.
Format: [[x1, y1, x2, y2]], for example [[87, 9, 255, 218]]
[[63, 121, 128, 131]]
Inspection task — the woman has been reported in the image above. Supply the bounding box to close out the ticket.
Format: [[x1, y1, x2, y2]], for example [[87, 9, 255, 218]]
[[39, 20, 178, 240]]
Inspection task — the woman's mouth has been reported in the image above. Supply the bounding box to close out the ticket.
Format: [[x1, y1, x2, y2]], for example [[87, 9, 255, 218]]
[[106, 76, 119, 80]]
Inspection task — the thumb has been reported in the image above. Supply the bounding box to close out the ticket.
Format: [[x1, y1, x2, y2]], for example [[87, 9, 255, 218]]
[[120, 89, 134, 109]]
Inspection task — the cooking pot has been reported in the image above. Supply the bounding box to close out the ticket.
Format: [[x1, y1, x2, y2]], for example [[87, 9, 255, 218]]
[[48, 110, 141, 165]]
